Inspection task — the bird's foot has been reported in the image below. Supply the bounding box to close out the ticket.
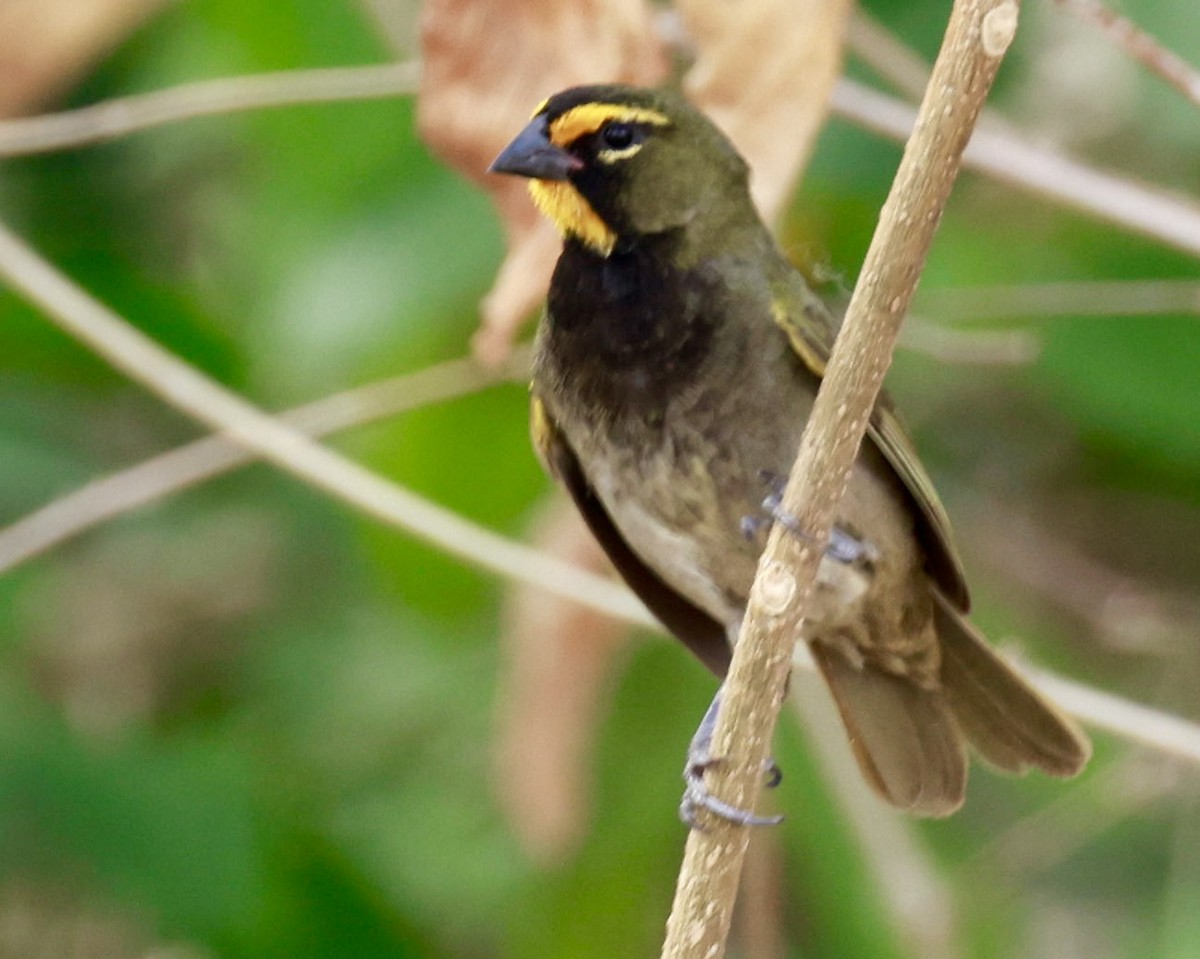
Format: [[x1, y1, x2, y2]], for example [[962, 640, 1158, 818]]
[[679, 686, 784, 829], [741, 471, 878, 567]]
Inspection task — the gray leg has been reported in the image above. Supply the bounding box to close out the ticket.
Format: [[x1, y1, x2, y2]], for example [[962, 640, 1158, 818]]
[[742, 471, 877, 566], [826, 525, 879, 566], [679, 684, 784, 828]]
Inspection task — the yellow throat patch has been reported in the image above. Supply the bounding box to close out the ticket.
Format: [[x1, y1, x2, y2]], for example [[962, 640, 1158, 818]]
[[529, 179, 617, 256], [528, 102, 670, 257]]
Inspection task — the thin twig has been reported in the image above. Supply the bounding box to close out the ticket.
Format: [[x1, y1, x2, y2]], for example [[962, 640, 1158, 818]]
[[965, 751, 1182, 880], [959, 495, 1199, 654], [1054, 0, 1200, 107], [901, 315, 1040, 364], [0, 313, 1017, 579], [0, 218, 1198, 775], [843, 11, 1200, 259], [660, 3, 1023, 956], [0, 62, 419, 157], [0, 348, 531, 574], [830, 76, 1200, 259], [846, 7, 938, 101], [1026, 666, 1200, 764], [0, 57, 1197, 265], [917, 278, 1200, 321], [0, 219, 649, 628]]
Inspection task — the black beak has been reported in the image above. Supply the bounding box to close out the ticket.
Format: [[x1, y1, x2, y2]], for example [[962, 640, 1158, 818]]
[[488, 115, 579, 181]]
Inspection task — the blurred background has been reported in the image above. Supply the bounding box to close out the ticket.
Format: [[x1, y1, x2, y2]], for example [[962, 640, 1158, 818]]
[[0, 1, 1198, 957]]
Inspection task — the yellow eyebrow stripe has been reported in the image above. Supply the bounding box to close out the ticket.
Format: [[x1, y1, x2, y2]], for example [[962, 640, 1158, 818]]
[[547, 103, 670, 147]]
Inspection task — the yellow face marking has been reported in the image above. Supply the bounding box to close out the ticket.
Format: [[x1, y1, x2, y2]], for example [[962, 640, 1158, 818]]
[[596, 143, 644, 165], [526, 102, 669, 256], [546, 103, 670, 147], [529, 179, 617, 256]]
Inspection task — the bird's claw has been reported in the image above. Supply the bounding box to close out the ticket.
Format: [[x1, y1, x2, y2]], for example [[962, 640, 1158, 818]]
[[742, 471, 878, 566], [680, 686, 784, 829], [680, 755, 784, 829], [739, 470, 818, 548]]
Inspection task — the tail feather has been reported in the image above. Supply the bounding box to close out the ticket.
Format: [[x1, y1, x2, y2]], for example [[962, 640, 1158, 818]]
[[809, 595, 1090, 817], [811, 642, 967, 818], [933, 591, 1091, 778]]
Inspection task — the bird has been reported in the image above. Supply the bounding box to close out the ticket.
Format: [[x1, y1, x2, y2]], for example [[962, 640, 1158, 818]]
[[488, 83, 1090, 821]]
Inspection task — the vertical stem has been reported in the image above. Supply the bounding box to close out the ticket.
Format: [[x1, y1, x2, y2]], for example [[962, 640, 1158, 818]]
[[660, 2, 1022, 956]]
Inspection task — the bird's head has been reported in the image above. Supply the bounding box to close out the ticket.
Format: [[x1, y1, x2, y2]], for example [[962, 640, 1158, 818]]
[[489, 85, 751, 257]]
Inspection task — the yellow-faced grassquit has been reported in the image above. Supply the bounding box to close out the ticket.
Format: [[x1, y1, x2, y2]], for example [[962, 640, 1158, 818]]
[[490, 84, 1090, 821]]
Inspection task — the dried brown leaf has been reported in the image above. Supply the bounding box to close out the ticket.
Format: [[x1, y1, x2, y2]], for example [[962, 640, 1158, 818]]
[[492, 496, 634, 863], [678, 0, 853, 221], [0, 0, 168, 117], [417, 0, 667, 364]]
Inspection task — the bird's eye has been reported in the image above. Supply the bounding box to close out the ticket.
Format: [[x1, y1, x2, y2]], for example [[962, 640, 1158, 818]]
[[601, 122, 637, 150]]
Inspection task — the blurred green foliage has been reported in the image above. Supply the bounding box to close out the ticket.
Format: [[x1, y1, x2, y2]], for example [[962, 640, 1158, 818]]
[[1, 1, 1198, 958]]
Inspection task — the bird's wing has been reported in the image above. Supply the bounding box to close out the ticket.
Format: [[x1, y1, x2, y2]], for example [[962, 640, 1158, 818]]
[[531, 394, 733, 675], [770, 287, 971, 610]]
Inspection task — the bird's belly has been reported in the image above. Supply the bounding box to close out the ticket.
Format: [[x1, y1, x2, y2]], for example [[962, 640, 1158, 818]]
[[584, 440, 757, 628], [612, 496, 746, 625], [583, 424, 930, 664], [545, 343, 933, 668]]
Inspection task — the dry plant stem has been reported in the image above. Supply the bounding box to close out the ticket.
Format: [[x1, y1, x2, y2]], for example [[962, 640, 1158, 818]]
[[0, 62, 418, 156], [959, 494, 1199, 653], [0, 348, 531, 575], [967, 751, 1181, 880], [494, 499, 632, 863], [2, 219, 1199, 773], [0, 220, 650, 628], [4, 63, 1199, 265], [356, 0, 416, 53], [843, 9, 1200, 263], [0, 317, 1020, 578], [831, 77, 1200, 259], [919, 279, 1200, 321], [1055, 0, 1200, 107], [660, 3, 1021, 957], [900, 315, 1039, 364], [1027, 667, 1200, 764], [846, 7, 936, 100]]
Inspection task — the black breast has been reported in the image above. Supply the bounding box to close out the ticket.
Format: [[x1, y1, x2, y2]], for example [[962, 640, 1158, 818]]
[[542, 237, 719, 428]]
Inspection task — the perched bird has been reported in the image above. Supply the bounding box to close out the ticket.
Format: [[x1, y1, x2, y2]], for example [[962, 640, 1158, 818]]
[[489, 84, 1090, 820]]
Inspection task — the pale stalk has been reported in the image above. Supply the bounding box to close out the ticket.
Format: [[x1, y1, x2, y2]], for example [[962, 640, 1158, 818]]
[[0, 220, 648, 628], [661, 2, 1023, 956]]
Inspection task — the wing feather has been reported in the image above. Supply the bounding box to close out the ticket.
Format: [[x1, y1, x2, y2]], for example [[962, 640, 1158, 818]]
[[770, 287, 970, 609]]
